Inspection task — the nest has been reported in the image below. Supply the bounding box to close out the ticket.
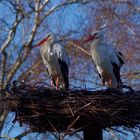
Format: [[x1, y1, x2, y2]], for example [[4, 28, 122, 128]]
[[2, 81, 140, 133]]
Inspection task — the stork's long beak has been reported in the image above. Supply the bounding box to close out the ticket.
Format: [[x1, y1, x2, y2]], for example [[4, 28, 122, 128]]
[[82, 33, 98, 44], [33, 36, 49, 48]]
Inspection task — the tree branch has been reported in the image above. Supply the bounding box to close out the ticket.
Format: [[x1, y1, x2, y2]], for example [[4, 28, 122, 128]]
[[40, 0, 93, 23], [68, 41, 91, 56], [0, 14, 24, 90], [3, 0, 41, 88]]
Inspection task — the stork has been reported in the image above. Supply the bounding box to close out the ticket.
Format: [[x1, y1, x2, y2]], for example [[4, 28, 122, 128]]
[[83, 25, 124, 87], [34, 33, 70, 90]]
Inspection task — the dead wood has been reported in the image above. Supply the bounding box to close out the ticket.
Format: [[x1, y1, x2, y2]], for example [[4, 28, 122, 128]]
[[1, 81, 140, 133]]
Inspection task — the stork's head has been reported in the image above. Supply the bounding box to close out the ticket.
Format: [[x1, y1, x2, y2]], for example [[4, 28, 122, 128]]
[[45, 32, 55, 45], [83, 30, 100, 44], [34, 32, 55, 48], [83, 22, 107, 44]]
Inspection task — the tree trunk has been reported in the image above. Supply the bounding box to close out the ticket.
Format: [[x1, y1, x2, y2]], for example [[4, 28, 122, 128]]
[[84, 125, 103, 140]]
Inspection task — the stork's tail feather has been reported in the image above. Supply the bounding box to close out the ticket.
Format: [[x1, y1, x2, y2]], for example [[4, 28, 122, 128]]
[[58, 59, 69, 90], [111, 62, 123, 87]]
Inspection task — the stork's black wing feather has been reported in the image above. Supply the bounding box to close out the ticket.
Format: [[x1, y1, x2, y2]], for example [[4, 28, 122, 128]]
[[58, 59, 69, 89], [117, 51, 125, 66], [111, 62, 122, 84]]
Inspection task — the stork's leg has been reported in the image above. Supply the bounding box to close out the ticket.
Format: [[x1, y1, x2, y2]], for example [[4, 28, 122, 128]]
[[51, 80, 54, 87], [101, 78, 105, 86], [56, 76, 59, 89], [100, 81, 104, 86], [109, 79, 112, 87]]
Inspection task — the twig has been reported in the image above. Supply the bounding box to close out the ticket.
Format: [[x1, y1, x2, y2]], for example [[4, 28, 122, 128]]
[[67, 103, 74, 117], [74, 102, 92, 114], [48, 119, 59, 134], [61, 116, 81, 140]]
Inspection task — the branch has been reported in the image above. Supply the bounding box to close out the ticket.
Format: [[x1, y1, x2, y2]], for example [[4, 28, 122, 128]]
[[39, 0, 50, 12], [0, 109, 8, 131], [98, 1, 136, 36], [68, 41, 91, 56], [3, 0, 41, 89], [4, 47, 32, 88], [0, 13, 24, 89], [40, 0, 93, 23]]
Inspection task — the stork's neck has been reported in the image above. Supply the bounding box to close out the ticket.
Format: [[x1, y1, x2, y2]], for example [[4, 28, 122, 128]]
[[91, 38, 102, 48], [40, 42, 51, 55], [42, 39, 54, 48]]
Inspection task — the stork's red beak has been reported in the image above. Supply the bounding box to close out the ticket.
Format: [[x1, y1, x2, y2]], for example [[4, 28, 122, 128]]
[[83, 33, 98, 44], [33, 36, 49, 48]]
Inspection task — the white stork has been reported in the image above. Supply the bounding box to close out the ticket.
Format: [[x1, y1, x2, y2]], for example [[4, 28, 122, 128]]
[[34, 33, 70, 90], [83, 25, 124, 87]]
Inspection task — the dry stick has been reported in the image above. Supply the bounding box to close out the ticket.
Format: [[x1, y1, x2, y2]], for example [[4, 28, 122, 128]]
[[109, 129, 120, 140], [48, 119, 59, 134], [69, 123, 90, 135], [67, 103, 74, 117], [8, 113, 16, 133], [61, 115, 80, 140], [68, 41, 91, 57], [74, 102, 92, 114], [107, 128, 128, 136]]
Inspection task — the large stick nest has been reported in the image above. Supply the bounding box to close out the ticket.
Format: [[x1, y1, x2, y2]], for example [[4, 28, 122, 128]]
[[2, 81, 140, 133]]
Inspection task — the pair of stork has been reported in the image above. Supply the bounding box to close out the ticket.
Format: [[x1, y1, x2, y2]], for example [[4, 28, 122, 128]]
[[34, 25, 124, 90]]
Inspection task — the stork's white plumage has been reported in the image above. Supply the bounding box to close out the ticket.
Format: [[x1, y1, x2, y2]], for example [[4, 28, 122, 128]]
[[35, 33, 70, 90], [83, 27, 124, 87]]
